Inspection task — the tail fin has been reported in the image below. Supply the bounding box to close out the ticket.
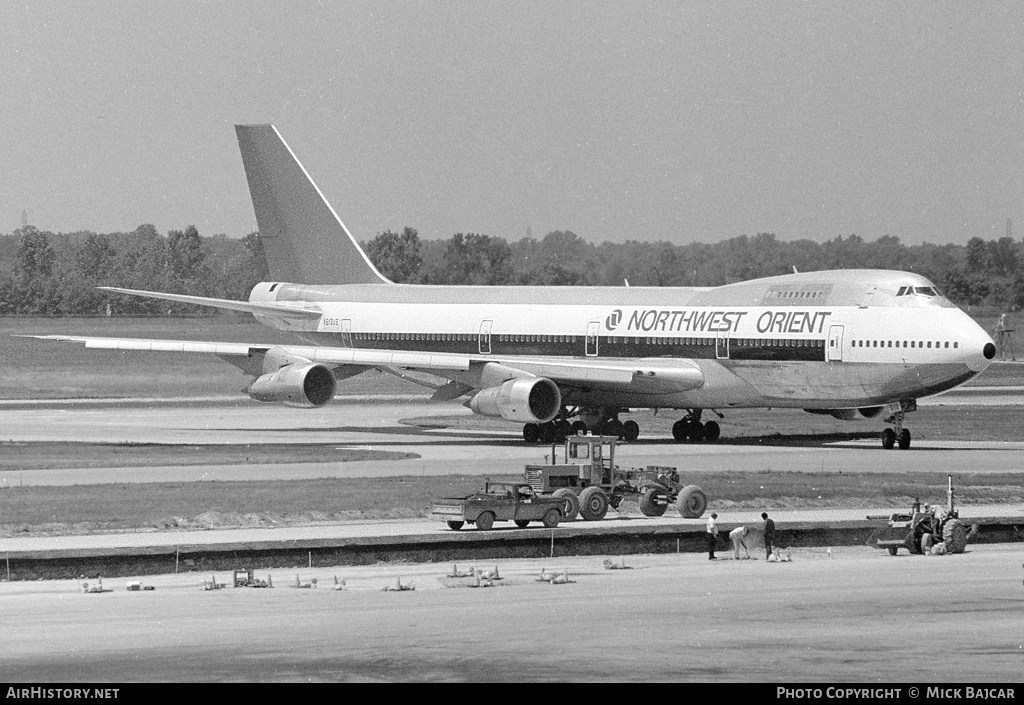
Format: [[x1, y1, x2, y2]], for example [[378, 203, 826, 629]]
[[235, 124, 390, 285]]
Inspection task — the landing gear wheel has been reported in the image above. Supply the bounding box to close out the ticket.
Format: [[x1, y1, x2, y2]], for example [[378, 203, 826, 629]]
[[942, 518, 967, 554], [523, 423, 540, 443], [571, 421, 588, 436], [542, 508, 561, 528], [539, 423, 558, 444], [622, 420, 640, 442], [686, 422, 705, 443], [678, 485, 708, 518], [446, 520, 464, 531], [672, 419, 688, 442], [703, 420, 720, 443], [556, 419, 572, 438], [514, 520, 531, 528], [475, 512, 495, 531], [603, 419, 624, 439], [552, 488, 579, 522], [881, 428, 896, 450], [639, 487, 668, 517], [578, 486, 609, 521], [897, 429, 911, 450]]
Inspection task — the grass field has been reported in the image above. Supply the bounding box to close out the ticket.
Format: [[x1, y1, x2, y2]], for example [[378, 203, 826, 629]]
[[1, 316, 1022, 537]]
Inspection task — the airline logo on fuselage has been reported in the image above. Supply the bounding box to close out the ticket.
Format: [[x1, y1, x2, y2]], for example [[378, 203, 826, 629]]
[[610, 309, 833, 335]]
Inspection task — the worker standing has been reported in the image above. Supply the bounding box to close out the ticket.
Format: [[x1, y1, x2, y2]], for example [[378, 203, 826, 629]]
[[729, 525, 750, 559], [762, 512, 776, 560], [706, 512, 719, 560]]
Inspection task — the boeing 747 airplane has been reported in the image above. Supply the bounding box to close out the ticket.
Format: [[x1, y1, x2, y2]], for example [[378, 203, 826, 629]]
[[36, 125, 997, 449]]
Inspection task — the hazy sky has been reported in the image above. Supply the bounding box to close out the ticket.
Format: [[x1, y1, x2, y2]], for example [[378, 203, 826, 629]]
[[2, 1, 1022, 246]]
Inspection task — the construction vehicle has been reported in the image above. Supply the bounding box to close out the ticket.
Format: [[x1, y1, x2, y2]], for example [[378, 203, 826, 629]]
[[866, 475, 971, 555], [524, 436, 708, 521], [430, 481, 567, 530]]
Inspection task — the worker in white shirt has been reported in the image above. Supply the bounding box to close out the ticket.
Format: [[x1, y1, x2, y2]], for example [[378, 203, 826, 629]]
[[706, 512, 719, 560], [729, 525, 750, 559]]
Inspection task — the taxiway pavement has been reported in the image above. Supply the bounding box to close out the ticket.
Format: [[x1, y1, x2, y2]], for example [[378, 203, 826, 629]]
[[3, 396, 1024, 487]]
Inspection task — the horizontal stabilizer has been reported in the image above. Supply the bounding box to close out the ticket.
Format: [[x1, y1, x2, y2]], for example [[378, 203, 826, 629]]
[[97, 286, 323, 320]]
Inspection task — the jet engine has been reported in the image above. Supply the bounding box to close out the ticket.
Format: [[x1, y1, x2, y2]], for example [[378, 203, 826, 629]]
[[248, 361, 337, 408], [468, 377, 560, 424], [804, 406, 884, 421]]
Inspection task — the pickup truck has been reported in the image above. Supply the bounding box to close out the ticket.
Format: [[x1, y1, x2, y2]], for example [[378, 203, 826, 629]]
[[430, 481, 566, 531]]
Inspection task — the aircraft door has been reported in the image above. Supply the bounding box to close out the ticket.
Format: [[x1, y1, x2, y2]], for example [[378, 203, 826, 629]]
[[827, 325, 844, 362], [479, 320, 493, 355], [341, 319, 352, 348], [585, 321, 600, 357], [716, 330, 730, 359]]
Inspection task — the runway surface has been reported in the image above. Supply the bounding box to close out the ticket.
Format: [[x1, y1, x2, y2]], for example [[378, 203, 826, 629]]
[[4, 395, 1024, 487], [3, 545, 1022, 682]]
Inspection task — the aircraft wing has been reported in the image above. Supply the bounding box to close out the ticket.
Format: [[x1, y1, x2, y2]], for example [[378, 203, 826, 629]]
[[28, 335, 704, 395]]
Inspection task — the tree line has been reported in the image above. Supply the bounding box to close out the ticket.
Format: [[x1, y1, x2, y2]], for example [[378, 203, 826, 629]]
[[1, 223, 1022, 315]]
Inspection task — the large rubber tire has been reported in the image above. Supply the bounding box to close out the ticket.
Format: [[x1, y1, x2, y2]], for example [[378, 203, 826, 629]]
[[639, 487, 668, 517], [514, 520, 531, 528], [941, 518, 967, 554], [542, 508, 561, 528], [678, 485, 708, 518], [523, 423, 540, 443], [897, 428, 911, 450], [538, 423, 558, 444], [552, 488, 579, 522], [703, 420, 721, 443], [446, 520, 464, 531], [622, 420, 640, 442], [686, 422, 705, 444], [604, 420, 624, 440], [672, 419, 688, 442], [881, 428, 896, 450], [919, 532, 933, 554], [578, 486, 609, 521], [476, 512, 495, 531]]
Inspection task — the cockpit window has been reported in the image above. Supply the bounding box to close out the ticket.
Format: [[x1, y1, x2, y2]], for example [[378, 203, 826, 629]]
[[896, 285, 942, 297]]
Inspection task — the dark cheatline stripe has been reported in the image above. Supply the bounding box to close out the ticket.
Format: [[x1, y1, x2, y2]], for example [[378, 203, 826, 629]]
[[301, 331, 827, 362]]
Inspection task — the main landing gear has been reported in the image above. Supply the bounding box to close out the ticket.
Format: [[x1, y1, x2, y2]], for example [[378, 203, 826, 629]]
[[522, 418, 587, 444], [671, 410, 721, 444], [522, 408, 640, 444], [880, 401, 915, 450]]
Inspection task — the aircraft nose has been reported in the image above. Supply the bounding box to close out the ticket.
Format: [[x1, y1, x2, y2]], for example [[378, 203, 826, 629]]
[[965, 330, 997, 372]]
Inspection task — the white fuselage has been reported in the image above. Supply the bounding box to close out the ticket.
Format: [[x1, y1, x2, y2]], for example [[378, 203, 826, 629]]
[[249, 269, 995, 413]]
